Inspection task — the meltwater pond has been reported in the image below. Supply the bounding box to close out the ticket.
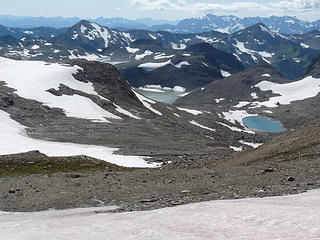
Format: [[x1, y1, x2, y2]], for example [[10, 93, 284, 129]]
[[135, 87, 185, 104], [243, 116, 285, 132]]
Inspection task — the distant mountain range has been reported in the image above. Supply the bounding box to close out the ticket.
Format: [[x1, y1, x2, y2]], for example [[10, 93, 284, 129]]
[[0, 14, 319, 34], [1, 19, 319, 81]]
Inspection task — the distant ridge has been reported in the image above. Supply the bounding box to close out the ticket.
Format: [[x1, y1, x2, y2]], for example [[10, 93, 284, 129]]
[[0, 14, 319, 34]]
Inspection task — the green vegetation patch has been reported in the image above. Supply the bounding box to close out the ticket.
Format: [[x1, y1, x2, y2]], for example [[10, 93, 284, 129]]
[[0, 151, 134, 177]]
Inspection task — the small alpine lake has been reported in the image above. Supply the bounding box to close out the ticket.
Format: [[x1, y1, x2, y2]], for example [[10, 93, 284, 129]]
[[135, 87, 186, 104], [243, 116, 285, 132]]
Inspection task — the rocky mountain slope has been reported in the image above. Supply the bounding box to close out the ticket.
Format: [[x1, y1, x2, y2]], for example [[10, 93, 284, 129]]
[[1, 56, 266, 169], [176, 57, 320, 137], [0, 96, 319, 213], [119, 42, 244, 90]]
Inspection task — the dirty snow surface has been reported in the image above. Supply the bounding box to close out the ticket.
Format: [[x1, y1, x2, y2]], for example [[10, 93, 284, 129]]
[[1, 190, 319, 240], [0, 110, 158, 168]]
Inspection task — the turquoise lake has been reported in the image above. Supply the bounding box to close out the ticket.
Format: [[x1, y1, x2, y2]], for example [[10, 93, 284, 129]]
[[243, 116, 285, 132], [135, 88, 184, 104]]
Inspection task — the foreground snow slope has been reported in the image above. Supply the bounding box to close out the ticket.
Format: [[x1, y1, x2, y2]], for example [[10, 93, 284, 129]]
[[0, 190, 319, 240], [0, 110, 158, 168]]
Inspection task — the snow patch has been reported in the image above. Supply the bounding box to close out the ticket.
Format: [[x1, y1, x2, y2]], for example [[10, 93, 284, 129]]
[[138, 60, 171, 71], [300, 43, 309, 48], [221, 69, 231, 77], [171, 42, 186, 50], [177, 107, 203, 115], [125, 46, 139, 53], [174, 61, 190, 68], [0, 110, 157, 168], [230, 146, 243, 152], [262, 73, 271, 77], [255, 76, 320, 107], [31, 45, 40, 50], [0, 57, 119, 122], [135, 50, 153, 60]]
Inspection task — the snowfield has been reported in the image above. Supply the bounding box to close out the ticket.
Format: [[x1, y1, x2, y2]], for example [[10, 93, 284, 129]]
[[0, 57, 125, 122], [0, 110, 158, 168], [0, 190, 319, 240], [255, 76, 320, 107]]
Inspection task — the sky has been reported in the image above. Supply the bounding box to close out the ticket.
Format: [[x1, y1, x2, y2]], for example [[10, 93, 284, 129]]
[[0, 0, 319, 21]]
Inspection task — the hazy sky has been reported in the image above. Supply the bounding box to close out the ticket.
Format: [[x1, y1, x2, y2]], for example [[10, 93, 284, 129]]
[[0, 0, 319, 21]]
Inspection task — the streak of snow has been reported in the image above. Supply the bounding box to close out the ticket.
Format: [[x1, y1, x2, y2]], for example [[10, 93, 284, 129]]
[[148, 33, 157, 40], [133, 91, 162, 116], [239, 140, 263, 148], [154, 53, 174, 60], [230, 146, 243, 152], [177, 107, 202, 115], [189, 120, 215, 131], [138, 60, 171, 71], [114, 104, 141, 120]]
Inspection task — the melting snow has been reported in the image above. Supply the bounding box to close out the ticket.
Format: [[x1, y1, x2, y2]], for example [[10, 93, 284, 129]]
[[0, 111, 157, 168]]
